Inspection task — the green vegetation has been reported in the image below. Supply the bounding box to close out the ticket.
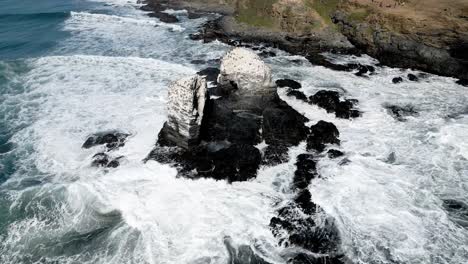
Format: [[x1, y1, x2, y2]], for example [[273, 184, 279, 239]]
[[234, 0, 279, 29], [304, 0, 340, 25], [348, 8, 371, 22]]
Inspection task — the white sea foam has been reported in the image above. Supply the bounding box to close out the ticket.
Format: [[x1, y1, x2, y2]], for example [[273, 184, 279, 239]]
[[0, 54, 299, 264], [271, 54, 468, 263], [2, 0, 468, 263], [56, 11, 227, 65]]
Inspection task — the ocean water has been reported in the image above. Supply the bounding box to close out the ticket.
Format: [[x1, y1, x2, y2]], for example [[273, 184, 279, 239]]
[[0, 0, 467, 263]]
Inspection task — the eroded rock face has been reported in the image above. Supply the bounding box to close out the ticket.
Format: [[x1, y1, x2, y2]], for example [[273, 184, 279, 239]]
[[158, 75, 208, 150], [218, 48, 274, 94], [148, 48, 309, 181]]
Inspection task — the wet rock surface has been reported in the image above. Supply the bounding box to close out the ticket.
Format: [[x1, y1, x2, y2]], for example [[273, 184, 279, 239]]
[[148, 48, 309, 181], [91, 153, 122, 168], [392, 77, 403, 84], [276, 79, 302, 90], [442, 199, 468, 229], [456, 79, 468, 87], [309, 91, 360, 119], [145, 47, 355, 261], [286, 89, 308, 102], [197, 67, 220, 83], [307, 121, 340, 152], [384, 104, 418, 121], [82, 132, 129, 151], [82, 131, 129, 168], [270, 154, 344, 263]]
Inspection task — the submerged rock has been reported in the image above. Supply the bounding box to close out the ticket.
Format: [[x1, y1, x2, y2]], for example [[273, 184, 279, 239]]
[[327, 149, 344, 159], [456, 79, 468, 87], [384, 104, 418, 121], [82, 132, 129, 150], [392, 77, 403, 84], [276, 79, 302, 89], [354, 64, 375, 77], [442, 199, 468, 228], [286, 89, 308, 102], [158, 75, 208, 149], [224, 237, 271, 264], [407, 73, 419, 82], [91, 153, 121, 168], [288, 253, 345, 264], [307, 121, 340, 152]]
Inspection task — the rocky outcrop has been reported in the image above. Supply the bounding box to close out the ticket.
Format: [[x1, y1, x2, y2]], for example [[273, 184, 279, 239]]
[[82, 131, 129, 151], [82, 131, 129, 168], [332, 10, 468, 79], [218, 47, 274, 92], [309, 90, 360, 119], [148, 48, 309, 181], [158, 75, 208, 150]]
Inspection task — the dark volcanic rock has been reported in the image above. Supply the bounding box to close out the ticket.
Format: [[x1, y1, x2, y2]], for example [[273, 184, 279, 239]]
[[309, 90, 340, 111], [82, 132, 129, 150], [294, 189, 316, 215], [262, 101, 309, 146], [276, 79, 302, 89], [286, 89, 308, 102], [384, 104, 418, 121], [91, 153, 121, 168], [189, 18, 229, 43], [203, 144, 262, 182], [309, 90, 360, 119], [288, 253, 345, 264], [407, 73, 419, 81], [270, 204, 341, 254], [327, 149, 344, 159], [392, 77, 403, 84], [148, 12, 179, 23], [262, 144, 290, 166], [293, 154, 317, 189], [197, 67, 220, 83], [201, 98, 262, 145], [456, 79, 468, 86], [307, 121, 340, 152], [149, 48, 310, 183], [354, 64, 375, 77], [442, 199, 468, 228]]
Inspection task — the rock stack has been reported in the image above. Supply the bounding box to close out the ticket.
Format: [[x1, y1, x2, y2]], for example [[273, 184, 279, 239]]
[[158, 75, 208, 150], [148, 48, 309, 182]]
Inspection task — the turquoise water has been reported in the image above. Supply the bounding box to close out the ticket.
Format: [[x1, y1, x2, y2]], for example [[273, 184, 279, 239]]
[[0, 0, 467, 263]]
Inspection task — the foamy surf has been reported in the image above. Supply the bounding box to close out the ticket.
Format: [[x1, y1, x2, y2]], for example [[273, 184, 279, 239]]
[[1, 0, 468, 263]]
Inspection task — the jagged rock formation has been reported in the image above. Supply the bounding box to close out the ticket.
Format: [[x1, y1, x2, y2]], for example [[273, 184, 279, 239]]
[[148, 48, 309, 181], [82, 131, 129, 168], [158, 75, 208, 150]]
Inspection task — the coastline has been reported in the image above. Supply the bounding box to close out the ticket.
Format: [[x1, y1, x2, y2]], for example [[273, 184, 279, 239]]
[[141, 0, 468, 81]]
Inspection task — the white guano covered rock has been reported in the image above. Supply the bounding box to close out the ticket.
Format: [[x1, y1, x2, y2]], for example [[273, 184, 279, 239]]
[[163, 75, 207, 149], [218, 47, 273, 93]]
